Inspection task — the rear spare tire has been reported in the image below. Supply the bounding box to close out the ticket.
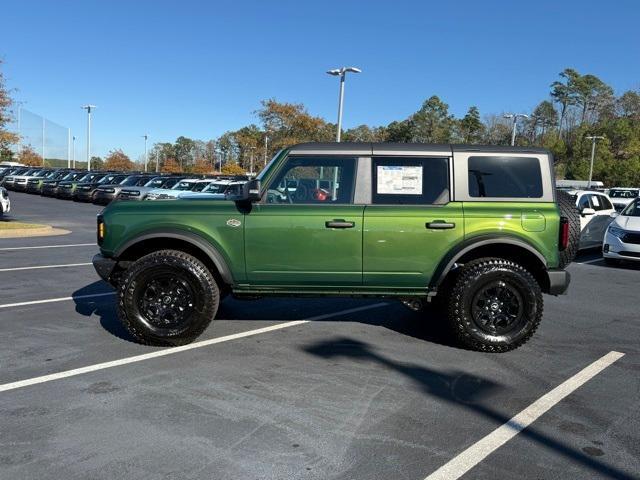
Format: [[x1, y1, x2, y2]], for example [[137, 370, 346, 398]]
[[556, 189, 580, 268]]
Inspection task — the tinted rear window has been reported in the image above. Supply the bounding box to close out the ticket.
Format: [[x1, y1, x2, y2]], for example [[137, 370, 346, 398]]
[[468, 156, 542, 198]]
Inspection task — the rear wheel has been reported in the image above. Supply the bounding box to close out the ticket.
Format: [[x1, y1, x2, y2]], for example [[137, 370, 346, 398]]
[[117, 249, 219, 346], [447, 258, 543, 352]]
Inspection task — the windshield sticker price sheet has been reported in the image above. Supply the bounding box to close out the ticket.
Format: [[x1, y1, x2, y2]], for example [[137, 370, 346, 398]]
[[377, 165, 423, 195]]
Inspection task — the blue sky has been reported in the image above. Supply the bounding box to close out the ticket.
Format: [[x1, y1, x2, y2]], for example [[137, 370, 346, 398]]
[[3, 0, 639, 161]]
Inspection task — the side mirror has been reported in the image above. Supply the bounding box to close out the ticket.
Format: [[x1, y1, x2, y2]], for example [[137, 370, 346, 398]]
[[227, 179, 261, 202], [581, 207, 596, 216], [610, 211, 619, 218]]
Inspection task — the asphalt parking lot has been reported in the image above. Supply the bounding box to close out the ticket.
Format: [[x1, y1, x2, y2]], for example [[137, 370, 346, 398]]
[[1, 191, 639, 480]]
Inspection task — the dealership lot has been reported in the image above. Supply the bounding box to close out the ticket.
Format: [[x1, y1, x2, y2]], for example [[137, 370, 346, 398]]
[[0, 192, 638, 479]]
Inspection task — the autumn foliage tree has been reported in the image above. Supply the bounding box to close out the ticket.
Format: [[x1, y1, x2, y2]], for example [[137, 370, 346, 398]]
[[104, 149, 133, 171], [189, 158, 213, 174], [0, 60, 19, 161], [17, 145, 43, 166], [221, 163, 245, 175], [161, 158, 181, 173]]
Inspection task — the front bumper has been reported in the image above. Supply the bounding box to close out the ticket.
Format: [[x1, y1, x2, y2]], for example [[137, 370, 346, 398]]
[[13, 182, 28, 191], [546, 269, 571, 295], [603, 231, 640, 261], [93, 192, 117, 205], [93, 253, 117, 283], [57, 188, 74, 199]]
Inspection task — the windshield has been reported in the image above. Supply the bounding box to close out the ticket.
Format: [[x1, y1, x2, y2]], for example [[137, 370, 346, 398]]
[[621, 199, 640, 217], [61, 172, 78, 181], [201, 183, 227, 193], [192, 182, 212, 192], [120, 176, 143, 186], [173, 181, 197, 191], [609, 189, 639, 199], [77, 173, 94, 182], [144, 177, 165, 188], [98, 174, 116, 184]]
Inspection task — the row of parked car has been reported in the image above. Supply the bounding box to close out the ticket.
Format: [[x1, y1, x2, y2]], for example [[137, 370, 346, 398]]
[[560, 187, 640, 265], [0, 166, 248, 205]]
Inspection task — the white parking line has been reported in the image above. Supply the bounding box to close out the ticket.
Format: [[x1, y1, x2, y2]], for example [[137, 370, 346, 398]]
[[0, 292, 115, 309], [424, 350, 625, 480], [0, 262, 92, 272], [0, 243, 95, 251], [575, 258, 603, 265], [0, 302, 387, 393]]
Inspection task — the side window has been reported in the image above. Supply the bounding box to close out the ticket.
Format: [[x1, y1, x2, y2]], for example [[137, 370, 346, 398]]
[[578, 195, 591, 210], [468, 156, 543, 198], [372, 157, 449, 205], [599, 195, 613, 210], [265, 156, 356, 204]]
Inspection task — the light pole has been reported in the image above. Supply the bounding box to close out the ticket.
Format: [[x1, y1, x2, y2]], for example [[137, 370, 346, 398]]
[[72, 135, 76, 168], [586, 135, 605, 188], [326, 66, 361, 142], [248, 146, 256, 175], [82, 105, 96, 170], [264, 135, 269, 166], [503, 113, 529, 146], [142, 134, 148, 172]]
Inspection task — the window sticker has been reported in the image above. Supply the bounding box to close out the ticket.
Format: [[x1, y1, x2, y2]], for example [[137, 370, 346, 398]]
[[377, 166, 423, 195]]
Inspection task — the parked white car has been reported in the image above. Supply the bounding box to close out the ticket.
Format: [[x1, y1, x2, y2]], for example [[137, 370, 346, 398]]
[[568, 190, 616, 249], [0, 187, 10, 215], [603, 198, 640, 264], [145, 179, 215, 200], [608, 188, 639, 211]]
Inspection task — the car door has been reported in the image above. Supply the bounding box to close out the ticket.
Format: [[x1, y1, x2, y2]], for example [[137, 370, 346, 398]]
[[577, 193, 597, 248], [362, 155, 463, 288], [588, 193, 615, 244], [244, 155, 364, 286]]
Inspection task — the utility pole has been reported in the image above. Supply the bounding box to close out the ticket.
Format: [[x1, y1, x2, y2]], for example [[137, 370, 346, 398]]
[[41, 117, 45, 166], [155, 150, 160, 173], [586, 135, 605, 188], [72, 136, 76, 168], [504, 113, 529, 146], [82, 105, 96, 171], [67, 129, 71, 168], [142, 134, 148, 172]]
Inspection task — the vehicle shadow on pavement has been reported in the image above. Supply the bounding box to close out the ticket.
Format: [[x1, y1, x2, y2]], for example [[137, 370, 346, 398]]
[[303, 337, 635, 480], [71, 282, 135, 342]]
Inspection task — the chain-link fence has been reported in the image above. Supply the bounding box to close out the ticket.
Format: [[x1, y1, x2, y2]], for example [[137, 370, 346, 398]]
[[17, 108, 70, 166]]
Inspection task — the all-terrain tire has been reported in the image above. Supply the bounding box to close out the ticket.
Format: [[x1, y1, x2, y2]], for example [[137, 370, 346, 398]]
[[556, 189, 581, 268], [448, 257, 543, 353], [117, 249, 219, 346]]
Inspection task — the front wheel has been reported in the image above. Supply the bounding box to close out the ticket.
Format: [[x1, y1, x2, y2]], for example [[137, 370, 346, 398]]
[[117, 249, 219, 346], [447, 258, 543, 352]]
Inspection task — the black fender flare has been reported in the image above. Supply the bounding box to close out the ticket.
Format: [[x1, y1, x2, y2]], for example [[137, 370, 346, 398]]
[[115, 229, 235, 284], [429, 235, 548, 289]]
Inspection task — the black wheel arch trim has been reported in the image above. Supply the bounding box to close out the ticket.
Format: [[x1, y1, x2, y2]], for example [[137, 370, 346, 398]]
[[114, 229, 234, 284], [430, 235, 549, 289]]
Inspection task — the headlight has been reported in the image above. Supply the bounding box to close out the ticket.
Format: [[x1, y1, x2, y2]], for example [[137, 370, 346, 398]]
[[608, 226, 626, 239]]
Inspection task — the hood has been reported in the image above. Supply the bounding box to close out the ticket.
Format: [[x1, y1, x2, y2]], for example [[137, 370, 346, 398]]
[[613, 215, 640, 232]]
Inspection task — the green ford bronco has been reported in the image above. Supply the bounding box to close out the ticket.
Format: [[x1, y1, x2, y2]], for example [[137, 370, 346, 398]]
[[93, 143, 579, 352]]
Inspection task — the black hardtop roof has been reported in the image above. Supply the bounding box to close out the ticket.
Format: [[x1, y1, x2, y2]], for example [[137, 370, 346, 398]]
[[288, 142, 550, 155]]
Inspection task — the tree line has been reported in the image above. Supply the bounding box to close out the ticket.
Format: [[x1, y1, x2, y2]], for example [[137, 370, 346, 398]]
[[2, 62, 639, 186]]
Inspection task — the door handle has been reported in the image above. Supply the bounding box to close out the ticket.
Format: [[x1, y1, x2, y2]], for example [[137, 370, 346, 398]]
[[426, 220, 455, 230], [326, 220, 355, 229]]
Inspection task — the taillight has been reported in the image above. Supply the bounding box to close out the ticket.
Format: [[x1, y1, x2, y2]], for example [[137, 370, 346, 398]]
[[559, 217, 569, 251]]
